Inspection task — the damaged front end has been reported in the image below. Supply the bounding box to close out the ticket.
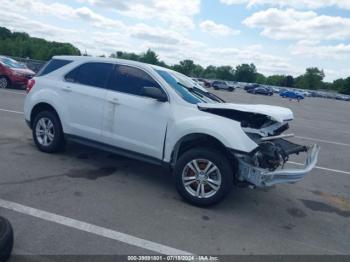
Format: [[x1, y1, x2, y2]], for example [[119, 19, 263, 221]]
[[198, 103, 320, 187], [236, 140, 320, 187]]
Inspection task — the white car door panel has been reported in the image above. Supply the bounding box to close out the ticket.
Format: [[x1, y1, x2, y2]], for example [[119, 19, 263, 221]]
[[62, 62, 113, 141], [102, 65, 169, 160], [62, 83, 107, 141], [103, 91, 169, 159]]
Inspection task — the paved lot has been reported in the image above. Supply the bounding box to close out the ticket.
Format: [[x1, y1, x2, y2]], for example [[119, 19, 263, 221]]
[[0, 87, 349, 255]]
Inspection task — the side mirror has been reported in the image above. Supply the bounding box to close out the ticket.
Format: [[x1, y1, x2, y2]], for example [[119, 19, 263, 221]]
[[141, 86, 168, 102]]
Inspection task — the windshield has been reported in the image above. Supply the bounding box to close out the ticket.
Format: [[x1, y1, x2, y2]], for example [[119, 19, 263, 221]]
[[0, 57, 26, 69], [156, 70, 223, 104]]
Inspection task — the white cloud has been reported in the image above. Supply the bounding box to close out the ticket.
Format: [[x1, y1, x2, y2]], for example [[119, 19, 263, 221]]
[[79, 0, 201, 30], [4, 0, 346, 80], [243, 8, 350, 41], [220, 0, 350, 10], [0, 0, 205, 61], [291, 41, 350, 59], [3, 0, 126, 29], [203, 46, 299, 76], [74, 7, 126, 28], [200, 20, 240, 37], [0, 9, 79, 43]]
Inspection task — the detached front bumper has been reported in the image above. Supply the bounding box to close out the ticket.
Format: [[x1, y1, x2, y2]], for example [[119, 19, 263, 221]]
[[237, 144, 320, 187]]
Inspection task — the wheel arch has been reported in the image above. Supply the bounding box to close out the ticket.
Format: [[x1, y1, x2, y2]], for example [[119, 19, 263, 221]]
[[170, 133, 238, 172], [30, 102, 61, 129]]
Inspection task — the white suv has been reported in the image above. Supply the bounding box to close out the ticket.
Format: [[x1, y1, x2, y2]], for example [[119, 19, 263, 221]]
[[24, 56, 320, 206]]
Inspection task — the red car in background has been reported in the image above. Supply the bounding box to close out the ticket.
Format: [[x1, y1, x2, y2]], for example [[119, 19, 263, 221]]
[[0, 56, 35, 89]]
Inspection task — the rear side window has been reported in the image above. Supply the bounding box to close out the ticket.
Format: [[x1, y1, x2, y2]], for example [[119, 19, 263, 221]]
[[37, 59, 72, 76], [65, 62, 114, 88], [107, 65, 161, 96]]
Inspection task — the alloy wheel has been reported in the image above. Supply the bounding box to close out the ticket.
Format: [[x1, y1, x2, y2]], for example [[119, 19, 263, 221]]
[[182, 159, 222, 199], [0, 77, 8, 89], [35, 117, 55, 146]]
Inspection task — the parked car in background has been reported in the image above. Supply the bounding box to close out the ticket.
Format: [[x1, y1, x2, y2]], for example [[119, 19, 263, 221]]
[[278, 88, 289, 94], [0, 56, 35, 89], [270, 87, 280, 93], [244, 83, 260, 91], [309, 91, 319, 97], [192, 78, 211, 88], [197, 78, 211, 88], [296, 90, 311, 97], [335, 95, 350, 101], [225, 81, 236, 90], [248, 87, 273, 96], [280, 90, 305, 101], [212, 80, 234, 91]]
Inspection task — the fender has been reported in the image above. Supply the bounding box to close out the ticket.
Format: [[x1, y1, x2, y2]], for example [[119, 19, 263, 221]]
[[25, 84, 71, 134], [163, 112, 258, 163]]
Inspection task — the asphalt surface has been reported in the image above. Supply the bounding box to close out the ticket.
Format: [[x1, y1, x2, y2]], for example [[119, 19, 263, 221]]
[[0, 87, 349, 256]]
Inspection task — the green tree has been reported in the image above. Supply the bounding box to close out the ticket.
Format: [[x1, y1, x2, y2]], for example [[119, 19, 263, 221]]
[[0, 27, 80, 60], [332, 79, 345, 91], [110, 49, 168, 68], [266, 75, 285, 86], [139, 49, 159, 65], [114, 51, 140, 61], [0, 27, 11, 39], [234, 63, 257, 83], [296, 67, 325, 90], [256, 73, 266, 84], [283, 75, 294, 87], [215, 66, 235, 81], [339, 77, 350, 95], [172, 60, 197, 76], [202, 65, 217, 79]]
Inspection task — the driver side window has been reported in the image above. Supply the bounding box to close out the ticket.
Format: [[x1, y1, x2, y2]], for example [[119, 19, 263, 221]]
[[107, 65, 161, 97]]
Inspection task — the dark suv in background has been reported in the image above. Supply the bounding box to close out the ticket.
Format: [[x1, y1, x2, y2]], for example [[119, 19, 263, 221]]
[[0, 56, 35, 89], [212, 81, 234, 92]]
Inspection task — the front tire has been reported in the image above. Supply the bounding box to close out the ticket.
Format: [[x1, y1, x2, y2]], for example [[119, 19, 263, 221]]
[[0, 76, 9, 89], [0, 217, 13, 262], [32, 111, 64, 153], [174, 148, 233, 207]]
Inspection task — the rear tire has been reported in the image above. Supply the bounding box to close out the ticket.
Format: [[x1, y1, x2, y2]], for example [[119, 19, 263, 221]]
[[0, 76, 9, 89], [32, 111, 64, 153], [174, 147, 233, 207], [0, 217, 14, 262]]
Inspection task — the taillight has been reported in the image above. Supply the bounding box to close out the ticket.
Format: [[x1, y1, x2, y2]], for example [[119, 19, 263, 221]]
[[26, 79, 35, 94]]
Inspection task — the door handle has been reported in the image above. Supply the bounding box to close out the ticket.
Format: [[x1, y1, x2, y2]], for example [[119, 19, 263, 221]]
[[108, 97, 120, 105], [62, 86, 72, 92]]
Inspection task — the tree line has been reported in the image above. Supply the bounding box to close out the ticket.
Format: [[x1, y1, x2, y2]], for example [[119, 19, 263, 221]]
[[0, 26, 349, 94], [0, 27, 80, 61], [110, 50, 350, 95]]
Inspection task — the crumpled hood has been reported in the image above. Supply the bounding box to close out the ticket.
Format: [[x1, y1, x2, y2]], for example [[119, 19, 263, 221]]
[[198, 103, 294, 123]]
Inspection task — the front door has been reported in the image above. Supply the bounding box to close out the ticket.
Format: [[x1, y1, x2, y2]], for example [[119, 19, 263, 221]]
[[103, 64, 170, 160]]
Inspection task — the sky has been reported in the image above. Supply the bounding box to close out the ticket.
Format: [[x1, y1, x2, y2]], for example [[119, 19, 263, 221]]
[[1, 0, 350, 81]]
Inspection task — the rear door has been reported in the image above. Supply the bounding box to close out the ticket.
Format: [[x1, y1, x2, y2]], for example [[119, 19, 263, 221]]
[[62, 62, 114, 141], [103, 64, 170, 160]]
